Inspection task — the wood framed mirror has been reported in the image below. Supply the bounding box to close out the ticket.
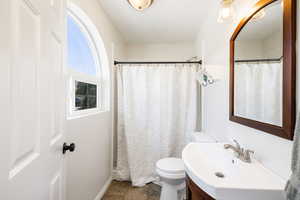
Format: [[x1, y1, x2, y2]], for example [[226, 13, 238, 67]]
[[230, 0, 296, 140]]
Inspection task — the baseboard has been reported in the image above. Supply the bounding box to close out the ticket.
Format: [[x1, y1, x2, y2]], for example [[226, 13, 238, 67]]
[[93, 177, 112, 200]]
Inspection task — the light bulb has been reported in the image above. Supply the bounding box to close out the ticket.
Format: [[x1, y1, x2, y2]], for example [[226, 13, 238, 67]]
[[221, 8, 231, 18], [218, 0, 236, 23]]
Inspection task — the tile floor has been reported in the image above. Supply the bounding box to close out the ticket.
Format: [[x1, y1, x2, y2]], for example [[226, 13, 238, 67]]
[[102, 181, 161, 200]]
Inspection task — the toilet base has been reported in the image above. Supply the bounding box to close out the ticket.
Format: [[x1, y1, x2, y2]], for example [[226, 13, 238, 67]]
[[156, 157, 186, 200], [159, 179, 185, 200], [160, 182, 178, 200]]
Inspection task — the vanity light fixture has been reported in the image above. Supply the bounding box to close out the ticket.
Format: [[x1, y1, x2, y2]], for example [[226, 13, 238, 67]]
[[218, 0, 236, 23], [127, 0, 154, 11]]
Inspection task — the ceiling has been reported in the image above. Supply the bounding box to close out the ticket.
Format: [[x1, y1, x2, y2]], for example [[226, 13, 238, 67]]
[[98, 0, 213, 44]]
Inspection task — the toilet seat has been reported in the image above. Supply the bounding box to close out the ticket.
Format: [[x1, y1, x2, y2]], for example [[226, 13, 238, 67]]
[[156, 158, 185, 179]]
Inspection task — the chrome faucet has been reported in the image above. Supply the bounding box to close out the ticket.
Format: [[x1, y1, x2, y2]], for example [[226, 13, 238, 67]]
[[224, 140, 254, 163]]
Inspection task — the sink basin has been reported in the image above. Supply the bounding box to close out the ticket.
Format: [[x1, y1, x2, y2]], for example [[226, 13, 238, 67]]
[[182, 143, 286, 200]]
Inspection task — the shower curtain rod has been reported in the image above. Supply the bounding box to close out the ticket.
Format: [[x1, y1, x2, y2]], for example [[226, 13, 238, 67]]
[[114, 60, 202, 65], [235, 57, 283, 63]]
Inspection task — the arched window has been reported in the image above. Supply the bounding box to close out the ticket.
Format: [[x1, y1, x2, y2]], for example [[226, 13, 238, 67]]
[[67, 3, 110, 118], [67, 15, 98, 76]]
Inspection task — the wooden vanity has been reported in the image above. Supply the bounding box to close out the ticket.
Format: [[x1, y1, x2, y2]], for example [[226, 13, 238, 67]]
[[186, 176, 215, 200]]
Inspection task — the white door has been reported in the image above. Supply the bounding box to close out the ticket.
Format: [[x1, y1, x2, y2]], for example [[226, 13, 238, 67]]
[[0, 0, 68, 199]]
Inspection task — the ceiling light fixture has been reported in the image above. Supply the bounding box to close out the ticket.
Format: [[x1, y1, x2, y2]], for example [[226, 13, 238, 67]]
[[217, 0, 236, 23], [127, 0, 154, 11]]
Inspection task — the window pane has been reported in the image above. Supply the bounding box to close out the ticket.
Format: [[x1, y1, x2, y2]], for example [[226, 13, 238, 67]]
[[67, 15, 97, 76], [75, 81, 97, 110], [87, 84, 97, 96], [75, 95, 87, 110], [76, 81, 87, 95], [87, 96, 97, 108]]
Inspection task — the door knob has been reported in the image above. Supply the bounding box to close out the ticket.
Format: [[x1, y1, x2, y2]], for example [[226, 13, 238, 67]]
[[63, 143, 76, 154]]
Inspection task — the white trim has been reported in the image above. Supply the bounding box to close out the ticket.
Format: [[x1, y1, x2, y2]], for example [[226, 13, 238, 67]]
[[93, 177, 112, 200], [110, 43, 115, 172]]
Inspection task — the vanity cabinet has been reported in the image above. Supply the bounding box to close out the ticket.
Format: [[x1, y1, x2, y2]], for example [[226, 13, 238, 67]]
[[186, 176, 215, 200]]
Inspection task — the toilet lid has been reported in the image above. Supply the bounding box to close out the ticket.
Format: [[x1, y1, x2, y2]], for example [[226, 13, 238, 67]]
[[156, 157, 184, 174]]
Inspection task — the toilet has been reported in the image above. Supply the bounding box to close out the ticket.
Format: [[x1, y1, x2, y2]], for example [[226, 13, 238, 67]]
[[156, 157, 185, 200]]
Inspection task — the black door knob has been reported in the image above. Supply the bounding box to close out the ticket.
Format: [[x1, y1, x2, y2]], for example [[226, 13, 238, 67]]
[[63, 143, 76, 154]]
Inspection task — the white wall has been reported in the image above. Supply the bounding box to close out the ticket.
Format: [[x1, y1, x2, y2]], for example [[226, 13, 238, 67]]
[[235, 35, 282, 60], [235, 39, 264, 60], [262, 31, 283, 58], [125, 42, 198, 61], [65, 1, 125, 200], [196, 0, 296, 180], [235, 29, 282, 60]]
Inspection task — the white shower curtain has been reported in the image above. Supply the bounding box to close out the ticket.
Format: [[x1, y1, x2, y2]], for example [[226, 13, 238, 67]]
[[234, 61, 282, 126], [114, 64, 199, 186]]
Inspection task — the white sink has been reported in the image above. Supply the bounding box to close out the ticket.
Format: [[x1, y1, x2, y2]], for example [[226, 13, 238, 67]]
[[182, 143, 286, 200]]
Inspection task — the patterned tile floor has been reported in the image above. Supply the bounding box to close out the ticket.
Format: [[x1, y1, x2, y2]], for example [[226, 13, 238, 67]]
[[102, 181, 161, 200]]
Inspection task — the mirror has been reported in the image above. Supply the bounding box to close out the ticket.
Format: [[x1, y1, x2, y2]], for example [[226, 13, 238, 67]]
[[235, 1, 283, 126], [230, 0, 296, 140]]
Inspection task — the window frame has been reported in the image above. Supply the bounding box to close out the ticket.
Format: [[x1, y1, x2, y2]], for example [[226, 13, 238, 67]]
[[69, 75, 102, 118], [66, 3, 110, 119], [74, 81, 98, 111]]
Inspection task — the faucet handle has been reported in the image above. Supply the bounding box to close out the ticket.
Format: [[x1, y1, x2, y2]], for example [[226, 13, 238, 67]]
[[244, 149, 254, 163], [233, 139, 241, 150]]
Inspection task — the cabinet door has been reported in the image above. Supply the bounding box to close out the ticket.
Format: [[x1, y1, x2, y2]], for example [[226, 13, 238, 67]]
[[186, 176, 215, 200]]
